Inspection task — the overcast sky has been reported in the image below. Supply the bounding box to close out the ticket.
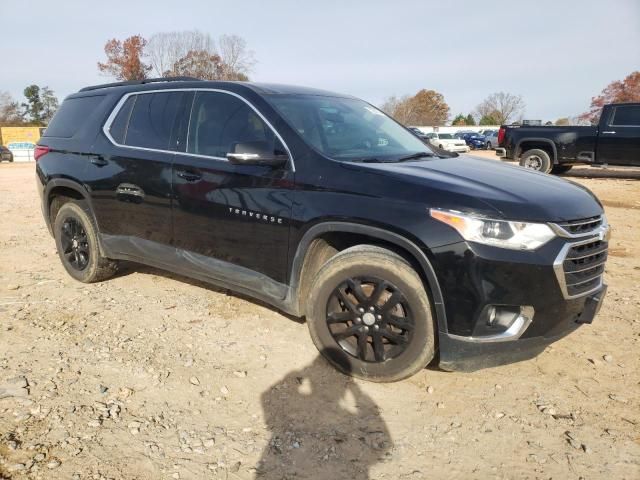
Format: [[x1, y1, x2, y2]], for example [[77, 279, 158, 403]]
[[2, 0, 638, 121]]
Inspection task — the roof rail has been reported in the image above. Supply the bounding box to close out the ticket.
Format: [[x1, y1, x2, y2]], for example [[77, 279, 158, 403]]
[[79, 76, 201, 92]]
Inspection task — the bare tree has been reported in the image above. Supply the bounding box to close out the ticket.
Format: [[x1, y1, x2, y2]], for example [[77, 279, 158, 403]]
[[146, 30, 215, 77], [218, 34, 255, 80], [475, 92, 525, 125], [146, 30, 254, 80], [0, 91, 24, 124]]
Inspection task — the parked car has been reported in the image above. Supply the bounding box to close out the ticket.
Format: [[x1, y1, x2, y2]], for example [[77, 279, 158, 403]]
[[458, 132, 487, 149], [485, 130, 499, 149], [425, 132, 469, 152], [36, 77, 609, 381], [480, 129, 497, 136], [0, 146, 13, 162], [496, 103, 640, 173]]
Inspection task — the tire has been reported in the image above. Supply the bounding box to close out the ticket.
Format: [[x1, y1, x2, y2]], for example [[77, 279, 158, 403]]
[[487, 142, 492, 149], [550, 165, 573, 175], [520, 149, 552, 173], [306, 245, 435, 382], [53, 200, 118, 283], [438, 144, 443, 149]]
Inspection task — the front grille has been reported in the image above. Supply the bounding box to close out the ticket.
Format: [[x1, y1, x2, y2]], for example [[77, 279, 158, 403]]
[[555, 216, 603, 237], [561, 239, 608, 297]]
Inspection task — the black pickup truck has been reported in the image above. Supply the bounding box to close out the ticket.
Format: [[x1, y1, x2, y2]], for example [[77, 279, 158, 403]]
[[496, 103, 640, 174]]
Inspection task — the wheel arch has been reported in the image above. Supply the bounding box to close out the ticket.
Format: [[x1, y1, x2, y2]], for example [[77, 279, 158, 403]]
[[516, 138, 558, 164], [287, 222, 448, 333]]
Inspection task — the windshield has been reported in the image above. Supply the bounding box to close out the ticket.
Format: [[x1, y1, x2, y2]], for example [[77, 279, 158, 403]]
[[267, 94, 432, 161], [438, 133, 453, 139]]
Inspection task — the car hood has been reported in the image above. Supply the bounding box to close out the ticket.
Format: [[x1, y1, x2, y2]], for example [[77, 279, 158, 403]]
[[356, 155, 603, 222]]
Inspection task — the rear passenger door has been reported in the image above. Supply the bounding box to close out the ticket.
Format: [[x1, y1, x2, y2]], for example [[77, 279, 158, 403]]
[[89, 90, 187, 250], [597, 104, 640, 167], [171, 90, 294, 289]]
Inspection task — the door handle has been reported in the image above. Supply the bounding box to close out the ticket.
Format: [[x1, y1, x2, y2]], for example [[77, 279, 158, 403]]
[[601, 131, 616, 134], [176, 170, 202, 182], [89, 155, 108, 166]]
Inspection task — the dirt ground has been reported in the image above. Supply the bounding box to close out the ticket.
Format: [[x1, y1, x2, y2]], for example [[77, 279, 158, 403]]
[[1, 159, 638, 480]]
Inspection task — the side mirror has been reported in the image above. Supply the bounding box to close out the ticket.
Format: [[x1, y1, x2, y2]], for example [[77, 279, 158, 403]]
[[226, 141, 289, 167]]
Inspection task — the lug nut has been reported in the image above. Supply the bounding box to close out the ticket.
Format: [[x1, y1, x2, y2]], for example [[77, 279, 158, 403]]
[[358, 307, 365, 313], [369, 306, 375, 312], [362, 326, 369, 332], [376, 314, 382, 320], [373, 324, 379, 331]]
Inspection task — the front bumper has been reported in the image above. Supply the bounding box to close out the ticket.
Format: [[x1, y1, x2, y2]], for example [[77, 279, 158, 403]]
[[429, 225, 609, 371], [445, 144, 470, 153]]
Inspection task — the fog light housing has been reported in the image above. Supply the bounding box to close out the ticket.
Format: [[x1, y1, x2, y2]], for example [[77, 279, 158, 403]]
[[470, 305, 535, 341]]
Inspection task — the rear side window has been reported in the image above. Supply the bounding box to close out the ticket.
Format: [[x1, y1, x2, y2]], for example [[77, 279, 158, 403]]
[[123, 92, 184, 150], [611, 105, 640, 126], [109, 96, 135, 144], [187, 92, 280, 158], [44, 95, 106, 138]]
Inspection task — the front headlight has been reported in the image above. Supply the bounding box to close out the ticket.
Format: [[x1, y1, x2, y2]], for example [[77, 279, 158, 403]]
[[430, 209, 556, 250]]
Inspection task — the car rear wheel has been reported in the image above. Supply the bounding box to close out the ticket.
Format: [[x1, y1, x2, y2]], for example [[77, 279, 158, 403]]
[[487, 141, 492, 149], [520, 149, 552, 173], [306, 245, 435, 382], [53, 201, 118, 283]]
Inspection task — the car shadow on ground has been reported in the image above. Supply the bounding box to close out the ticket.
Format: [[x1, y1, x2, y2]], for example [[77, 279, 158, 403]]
[[256, 348, 392, 480]]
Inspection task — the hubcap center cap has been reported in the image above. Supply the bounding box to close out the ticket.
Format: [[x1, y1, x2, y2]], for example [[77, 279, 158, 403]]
[[362, 312, 376, 326]]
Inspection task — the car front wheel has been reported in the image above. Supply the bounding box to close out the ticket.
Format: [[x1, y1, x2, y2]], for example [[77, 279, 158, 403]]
[[306, 245, 436, 382]]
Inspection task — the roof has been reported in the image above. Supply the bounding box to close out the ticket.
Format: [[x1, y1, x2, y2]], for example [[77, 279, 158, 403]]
[[75, 77, 351, 99]]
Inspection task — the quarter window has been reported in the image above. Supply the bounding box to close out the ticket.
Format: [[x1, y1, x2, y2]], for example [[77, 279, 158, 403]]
[[109, 96, 135, 144], [124, 92, 185, 149], [187, 92, 281, 158]]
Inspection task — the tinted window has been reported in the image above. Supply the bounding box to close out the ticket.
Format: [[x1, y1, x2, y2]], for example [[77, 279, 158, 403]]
[[125, 92, 184, 149], [611, 105, 640, 126], [187, 92, 280, 158], [44, 95, 106, 138], [109, 96, 135, 144]]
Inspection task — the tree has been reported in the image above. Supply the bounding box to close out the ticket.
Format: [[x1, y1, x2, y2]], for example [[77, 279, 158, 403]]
[[475, 92, 525, 125], [41, 87, 59, 123], [146, 30, 254, 81], [381, 89, 449, 125], [580, 71, 640, 124], [479, 113, 499, 125], [22, 85, 44, 124], [0, 91, 24, 125], [554, 117, 570, 126], [465, 114, 476, 126], [451, 114, 466, 126], [168, 50, 225, 80], [98, 35, 151, 81]]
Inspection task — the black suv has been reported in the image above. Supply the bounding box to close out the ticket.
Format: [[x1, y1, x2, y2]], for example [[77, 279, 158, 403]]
[[36, 78, 610, 381]]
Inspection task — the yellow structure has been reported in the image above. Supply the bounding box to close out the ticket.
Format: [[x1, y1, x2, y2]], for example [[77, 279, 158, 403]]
[[0, 126, 42, 146]]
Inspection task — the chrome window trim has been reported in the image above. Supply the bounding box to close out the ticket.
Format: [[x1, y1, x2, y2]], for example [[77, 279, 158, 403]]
[[102, 88, 296, 172]]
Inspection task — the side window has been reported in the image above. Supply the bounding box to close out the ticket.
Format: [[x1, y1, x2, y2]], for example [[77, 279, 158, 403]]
[[611, 105, 640, 126], [109, 96, 135, 144], [187, 92, 281, 158], [124, 92, 184, 149]]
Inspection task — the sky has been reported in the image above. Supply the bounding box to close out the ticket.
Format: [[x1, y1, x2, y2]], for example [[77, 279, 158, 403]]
[[2, 0, 639, 122]]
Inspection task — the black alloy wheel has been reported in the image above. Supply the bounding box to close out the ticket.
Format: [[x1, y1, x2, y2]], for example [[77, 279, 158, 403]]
[[60, 217, 90, 271], [326, 276, 414, 363]]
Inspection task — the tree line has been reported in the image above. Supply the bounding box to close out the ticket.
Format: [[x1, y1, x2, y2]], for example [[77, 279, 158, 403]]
[[382, 70, 639, 127], [0, 86, 59, 126], [97, 30, 255, 82]]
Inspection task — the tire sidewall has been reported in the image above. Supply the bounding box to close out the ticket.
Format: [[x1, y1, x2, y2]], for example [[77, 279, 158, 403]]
[[53, 201, 102, 282], [307, 251, 435, 382], [520, 149, 552, 173]]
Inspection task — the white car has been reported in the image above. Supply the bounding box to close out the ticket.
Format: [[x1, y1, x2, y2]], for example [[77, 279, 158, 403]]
[[425, 133, 470, 153]]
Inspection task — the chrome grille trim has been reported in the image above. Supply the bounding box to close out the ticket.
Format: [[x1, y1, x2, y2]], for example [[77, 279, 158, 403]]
[[549, 215, 607, 239], [553, 228, 609, 299]]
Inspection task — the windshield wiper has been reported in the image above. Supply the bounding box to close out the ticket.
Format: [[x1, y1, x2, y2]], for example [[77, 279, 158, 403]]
[[396, 152, 435, 162]]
